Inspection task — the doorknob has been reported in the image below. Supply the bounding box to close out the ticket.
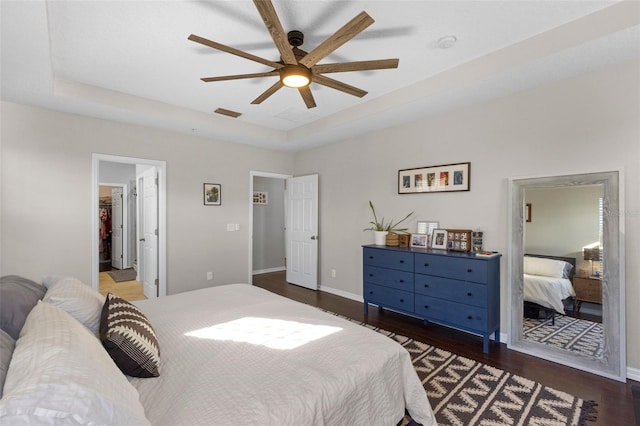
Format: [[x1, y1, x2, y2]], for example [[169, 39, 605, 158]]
[[310, 235, 319, 240]]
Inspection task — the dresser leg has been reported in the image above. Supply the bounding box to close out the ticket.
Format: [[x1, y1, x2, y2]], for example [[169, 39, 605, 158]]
[[494, 329, 500, 344], [364, 302, 369, 315], [483, 335, 489, 353]]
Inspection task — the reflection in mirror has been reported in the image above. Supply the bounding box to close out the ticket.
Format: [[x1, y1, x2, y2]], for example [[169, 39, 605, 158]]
[[521, 185, 604, 359], [508, 171, 625, 382]]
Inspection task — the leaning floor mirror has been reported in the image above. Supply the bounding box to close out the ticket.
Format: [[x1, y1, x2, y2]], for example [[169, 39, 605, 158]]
[[507, 170, 626, 382]]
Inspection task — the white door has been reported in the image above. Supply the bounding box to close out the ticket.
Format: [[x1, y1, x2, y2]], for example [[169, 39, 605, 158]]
[[111, 187, 124, 269], [141, 168, 158, 299], [285, 174, 318, 290]]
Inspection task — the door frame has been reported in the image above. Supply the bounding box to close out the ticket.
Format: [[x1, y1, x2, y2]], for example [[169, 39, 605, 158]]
[[248, 171, 292, 285], [91, 154, 167, 296]]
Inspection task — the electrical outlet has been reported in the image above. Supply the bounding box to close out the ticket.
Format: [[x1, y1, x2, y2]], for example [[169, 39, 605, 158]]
[[331, 269, 336, 278], [207, 272, 213, 281]]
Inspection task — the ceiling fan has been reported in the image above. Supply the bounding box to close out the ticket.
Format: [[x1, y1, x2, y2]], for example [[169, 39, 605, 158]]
[[188, 0, 399, 109]]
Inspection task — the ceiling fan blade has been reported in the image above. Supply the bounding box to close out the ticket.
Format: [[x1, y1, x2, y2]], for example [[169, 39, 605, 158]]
[[253, 0, 297, 65], [298, 11, 374, 68], [251, 80, 284, 105], [201, 70, 279, 82], [313, 74, 367, 98], [298, 87, 317, 109], [312, 58, 398, 74], [188, 34, 283, 69]]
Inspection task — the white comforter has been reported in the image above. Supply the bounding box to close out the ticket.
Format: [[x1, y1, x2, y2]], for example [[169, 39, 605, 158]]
[[524, 274, 575, 314], [131, 284, 436, 426]]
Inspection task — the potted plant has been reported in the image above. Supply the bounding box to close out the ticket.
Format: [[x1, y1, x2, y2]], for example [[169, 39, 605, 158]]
[[364, 201, 414, 246]]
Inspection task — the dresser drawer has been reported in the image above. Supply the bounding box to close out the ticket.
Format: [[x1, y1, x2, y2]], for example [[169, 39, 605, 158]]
[[363, 247, 413, 272], [415, 253, 488, 283], [363, 265, 414, 291], [414, 275, 487, 308], [415, 295, 487, 331], [364, 283, 414, 312]]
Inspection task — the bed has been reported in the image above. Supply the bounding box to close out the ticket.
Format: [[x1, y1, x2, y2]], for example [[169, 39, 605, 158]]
[[523, 254, 576, 318], [0, 275, 436, 426]]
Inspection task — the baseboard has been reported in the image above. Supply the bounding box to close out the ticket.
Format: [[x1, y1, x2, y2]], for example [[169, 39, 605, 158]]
[[628, 366, 640, 382], [252, 266, 285, 275], [319, 285, 363, 303]]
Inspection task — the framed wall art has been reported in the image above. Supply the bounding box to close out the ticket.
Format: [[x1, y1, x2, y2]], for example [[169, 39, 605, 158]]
[[203, 183, 221, 206], [253, 191, 268, 205], [431, 229, 448, 250], [398, 162, 470, 194]]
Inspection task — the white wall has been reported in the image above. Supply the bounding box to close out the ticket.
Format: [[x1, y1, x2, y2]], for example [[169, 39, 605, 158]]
[[293, 60, 640, 371], [252, 177, 285, 273], [0, 103, 294, 295]]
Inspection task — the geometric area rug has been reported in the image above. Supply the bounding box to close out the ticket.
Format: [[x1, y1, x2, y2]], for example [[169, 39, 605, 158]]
[[323, 311, 598, 426], [106, 268, 137, 282]]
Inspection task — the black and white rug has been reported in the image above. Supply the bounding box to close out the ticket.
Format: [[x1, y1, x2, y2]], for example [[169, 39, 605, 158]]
[[324, 311, 597, 426], [523, 315, 603, 358]]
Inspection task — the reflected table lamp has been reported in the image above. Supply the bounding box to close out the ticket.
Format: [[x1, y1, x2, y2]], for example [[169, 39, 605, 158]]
[[583, 247, 600, 277]]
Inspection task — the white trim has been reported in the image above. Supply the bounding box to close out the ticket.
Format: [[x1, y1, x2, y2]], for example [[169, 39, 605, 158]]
[[92, 154, 167, 297], [627, 366, 640, 382], [318, 285, 362, 303], [248, 171, 292, 285], [252, 266, 286, 275]]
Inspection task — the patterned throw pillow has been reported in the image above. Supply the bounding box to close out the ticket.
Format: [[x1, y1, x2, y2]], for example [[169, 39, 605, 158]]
[[100, 293, 160, 378]]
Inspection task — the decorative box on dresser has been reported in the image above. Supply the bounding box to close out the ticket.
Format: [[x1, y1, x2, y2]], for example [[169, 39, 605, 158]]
[[363, 245, 501, 353]]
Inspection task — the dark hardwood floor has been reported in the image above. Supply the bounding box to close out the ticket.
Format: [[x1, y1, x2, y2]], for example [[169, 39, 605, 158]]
[[253, 271, 637, 426]]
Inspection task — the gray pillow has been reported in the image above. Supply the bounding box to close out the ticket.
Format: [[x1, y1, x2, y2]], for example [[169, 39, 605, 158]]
[[0, 275, 46, 339], [0, 329, 15, 398]]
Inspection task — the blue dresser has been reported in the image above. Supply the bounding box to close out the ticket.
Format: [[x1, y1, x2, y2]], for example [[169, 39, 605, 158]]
[[363, 245, 501, 353]]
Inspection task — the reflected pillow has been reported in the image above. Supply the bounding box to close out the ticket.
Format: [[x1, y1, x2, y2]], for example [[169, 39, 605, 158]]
[[523, 256, 570, 279]]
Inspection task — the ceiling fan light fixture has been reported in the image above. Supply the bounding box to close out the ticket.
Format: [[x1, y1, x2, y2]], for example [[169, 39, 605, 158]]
[[280, 65, 311, 88]]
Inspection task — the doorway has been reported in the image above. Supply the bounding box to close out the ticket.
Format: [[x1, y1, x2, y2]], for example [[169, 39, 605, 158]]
[[91, 154, 167, 298], [249, 172, 290, 284]]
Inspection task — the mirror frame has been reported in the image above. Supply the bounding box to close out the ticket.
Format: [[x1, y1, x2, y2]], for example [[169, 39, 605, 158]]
[[508, 170, 626, 382]]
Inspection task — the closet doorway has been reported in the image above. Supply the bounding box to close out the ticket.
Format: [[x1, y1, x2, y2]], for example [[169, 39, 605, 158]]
[[91, 154, 167, 298]]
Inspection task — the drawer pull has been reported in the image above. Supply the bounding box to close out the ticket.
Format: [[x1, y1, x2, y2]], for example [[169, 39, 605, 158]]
[[424, 305, 429, 309], [399, 299, 404, 303], [467, 315, 473, 320], [369, 291, 374, 295], [423, 284, 429, 288], [369, 256, 374, 259], [399, 260, 405, 263], [467, 268, 473, 273], [424, 263, 429, 267], [467, 292, 472, 296], [399, 280, 404, 283]]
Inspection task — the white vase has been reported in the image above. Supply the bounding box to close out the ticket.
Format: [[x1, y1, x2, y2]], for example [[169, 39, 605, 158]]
[[373, 231, 388, 246]]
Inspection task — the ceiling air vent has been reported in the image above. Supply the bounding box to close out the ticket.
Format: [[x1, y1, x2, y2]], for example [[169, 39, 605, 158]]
[[214, 108, 241, 118]]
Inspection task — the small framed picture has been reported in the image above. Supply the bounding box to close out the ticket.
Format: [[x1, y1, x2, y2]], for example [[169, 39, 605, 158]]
[[431, 229, 448, 250], [203, 183, 221, 206], [253, 191, 268, 205], [410, 234, 428, 248]]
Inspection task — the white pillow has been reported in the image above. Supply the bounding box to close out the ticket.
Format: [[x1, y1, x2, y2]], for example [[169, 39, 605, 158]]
[[42, 276, 105, 336], [523, 256, 569, 278], [0, 301, 149, 425]]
